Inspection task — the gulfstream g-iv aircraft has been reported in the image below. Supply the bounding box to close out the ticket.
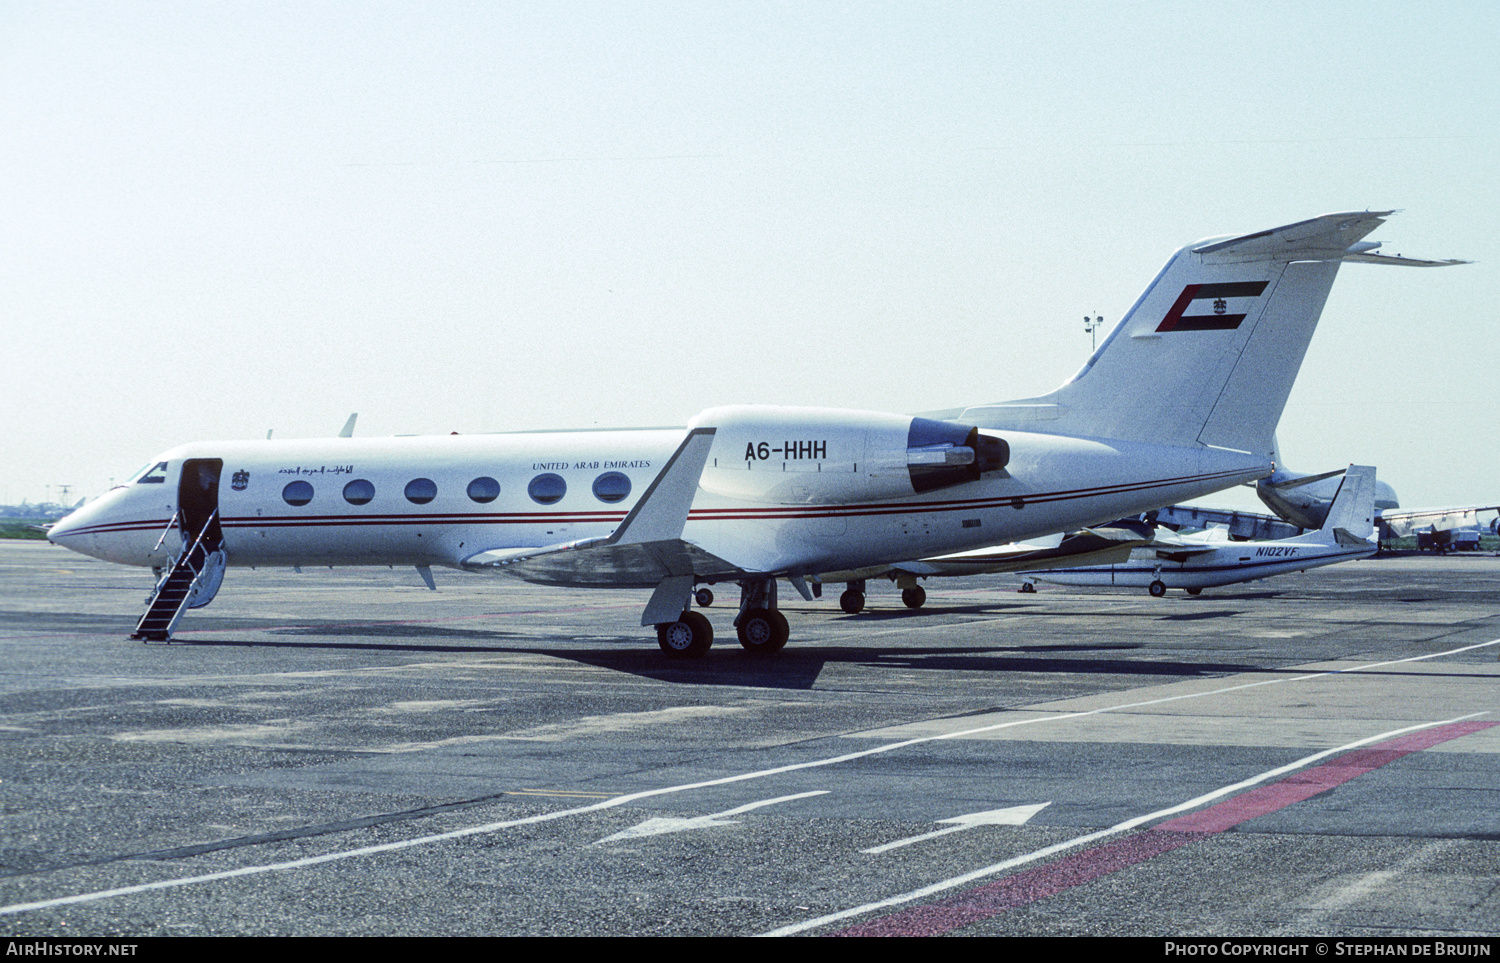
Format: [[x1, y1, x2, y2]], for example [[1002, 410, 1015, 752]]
[[48, 212, 1462, 657]]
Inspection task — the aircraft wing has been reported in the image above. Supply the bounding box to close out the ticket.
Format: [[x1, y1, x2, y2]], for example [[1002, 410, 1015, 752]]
[[1150, 504, 1304, 541], [1130, 527, 1233, 563], [461, 427, 746, 588], [463, 538, 743, 588], [1148, 544, 1223, 563], [893, 527, 1151, 577], [1378, 505, 1500, 539]]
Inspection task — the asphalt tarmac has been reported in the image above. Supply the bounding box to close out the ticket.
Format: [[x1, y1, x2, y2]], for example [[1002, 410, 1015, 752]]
[[2, 540, 1498, 937]]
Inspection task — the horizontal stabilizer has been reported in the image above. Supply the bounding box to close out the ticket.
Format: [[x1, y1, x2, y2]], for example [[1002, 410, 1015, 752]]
[[1192, 211, 1395, 262], [1340, 252, 1472, 268], [1332, 528, 1373, 548], [1263, 467, 1346, 491]]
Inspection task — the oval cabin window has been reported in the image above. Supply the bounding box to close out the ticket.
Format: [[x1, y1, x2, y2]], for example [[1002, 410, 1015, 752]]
[[343, 479, 375, 505], [467, 476, 500, 504], [282, 480, 314, 507], [528, 473, 566, 505], [592, 471, 631, 504], [404, 478, 437, 505]]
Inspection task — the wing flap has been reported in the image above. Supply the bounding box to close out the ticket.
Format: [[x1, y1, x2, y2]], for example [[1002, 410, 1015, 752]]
[[464, 538, 742, 589]]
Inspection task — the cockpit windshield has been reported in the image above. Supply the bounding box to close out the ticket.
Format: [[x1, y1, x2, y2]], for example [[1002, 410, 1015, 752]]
[[134, 462, 170, 485]]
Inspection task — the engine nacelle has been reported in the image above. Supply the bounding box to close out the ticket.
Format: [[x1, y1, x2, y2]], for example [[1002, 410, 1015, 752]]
[[691, 405, 1008, 505]]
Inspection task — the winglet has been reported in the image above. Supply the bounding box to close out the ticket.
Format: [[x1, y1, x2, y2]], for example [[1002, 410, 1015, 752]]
[[608, 427, 716, 546]]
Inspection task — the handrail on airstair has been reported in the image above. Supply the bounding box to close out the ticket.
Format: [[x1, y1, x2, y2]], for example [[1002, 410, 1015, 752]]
[[151, 510, 181, 553], [134, 509, 222, 642]]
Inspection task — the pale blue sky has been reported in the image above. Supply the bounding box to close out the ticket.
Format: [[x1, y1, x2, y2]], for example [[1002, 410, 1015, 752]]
[[3, 1, 1495, 511]]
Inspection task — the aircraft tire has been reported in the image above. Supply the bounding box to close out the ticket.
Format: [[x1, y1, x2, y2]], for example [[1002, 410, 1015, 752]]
[[695, 588, 714, 608], [1148, 580, 1167, 598], [901, 586, 926, 609], [737, 608, 789, 654], [839, 589, 865, 614], [657, 611, 713, 658], [1186, 587, 1203, 596], [1018, 582, 1036, 594]]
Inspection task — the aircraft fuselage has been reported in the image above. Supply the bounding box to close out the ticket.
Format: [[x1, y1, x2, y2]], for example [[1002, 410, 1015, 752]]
[[1032, 535, 1376, 592], [50, 418, 1269, 583]]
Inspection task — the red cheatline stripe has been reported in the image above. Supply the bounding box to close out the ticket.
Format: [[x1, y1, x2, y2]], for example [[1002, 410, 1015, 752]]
[[52, 468, 1257, 538], [833, 720, 1497, 937]]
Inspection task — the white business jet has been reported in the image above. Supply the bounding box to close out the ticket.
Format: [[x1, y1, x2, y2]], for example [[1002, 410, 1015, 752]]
[[48, 212, 1460, 657], [1023, 465, 1380, 597]]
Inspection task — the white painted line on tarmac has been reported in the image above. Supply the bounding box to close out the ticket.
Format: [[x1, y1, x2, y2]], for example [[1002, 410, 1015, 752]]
[[862, 802, 1051, 854], [4, 636, 1497, 917], [594, 790, 829, 843], [762, 710, 1494, 937]]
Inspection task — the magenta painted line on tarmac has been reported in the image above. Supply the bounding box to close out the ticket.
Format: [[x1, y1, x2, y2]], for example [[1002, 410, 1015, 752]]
[[834, 720, 1498, 937], [1158, 721, 1498, 834]]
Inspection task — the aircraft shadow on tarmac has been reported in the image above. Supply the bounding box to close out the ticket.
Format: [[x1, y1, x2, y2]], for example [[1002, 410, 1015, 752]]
[[156, 618, 1265, 691], [843, 599, 1264, 620], [549, 644, 1268, 691]]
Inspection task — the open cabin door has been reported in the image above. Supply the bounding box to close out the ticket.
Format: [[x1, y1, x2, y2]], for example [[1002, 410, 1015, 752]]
[[132, 458, 227, 641], [178, 458, 223, 551]]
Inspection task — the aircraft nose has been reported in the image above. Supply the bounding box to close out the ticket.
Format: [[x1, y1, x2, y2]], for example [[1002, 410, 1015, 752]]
[[46, 490, 129, 552], [47, 507, 85, 541]]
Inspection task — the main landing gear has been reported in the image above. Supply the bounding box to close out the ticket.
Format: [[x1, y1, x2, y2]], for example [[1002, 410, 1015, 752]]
[[840, 579, 866, 614], [735, 577, 788, 654], [653, 578, 790, 659], [838, 578, 929, 612], [737, 607, 789, 654], [1146, 580, 1200, 597], [657, 610, 713, 658]]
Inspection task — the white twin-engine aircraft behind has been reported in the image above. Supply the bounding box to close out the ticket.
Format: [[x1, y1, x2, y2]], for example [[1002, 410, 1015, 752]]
[[1256, 459, 1498, 546], [1022, 465, 1380, 597], [49, 211, 1460, 658]]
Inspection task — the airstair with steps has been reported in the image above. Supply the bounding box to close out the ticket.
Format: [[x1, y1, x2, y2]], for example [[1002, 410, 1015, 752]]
[[131, 510, 225, 642]]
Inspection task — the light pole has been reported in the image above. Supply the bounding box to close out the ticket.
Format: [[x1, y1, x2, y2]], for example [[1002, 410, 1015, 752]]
[[1083, 314, 1104, 352]]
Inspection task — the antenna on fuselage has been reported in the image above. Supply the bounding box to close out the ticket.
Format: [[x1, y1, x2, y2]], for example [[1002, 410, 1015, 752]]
[[339, 413, 357, 438]]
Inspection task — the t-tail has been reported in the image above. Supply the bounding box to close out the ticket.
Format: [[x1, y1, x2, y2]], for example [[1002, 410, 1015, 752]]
[[1318, 464, 1377, 543], [958, 212, 1465, 455]]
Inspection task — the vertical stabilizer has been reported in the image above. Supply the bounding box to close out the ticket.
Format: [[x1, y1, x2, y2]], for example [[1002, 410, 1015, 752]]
[[961, 212, 1443, 455], [1321, 464, 1377, 540]]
